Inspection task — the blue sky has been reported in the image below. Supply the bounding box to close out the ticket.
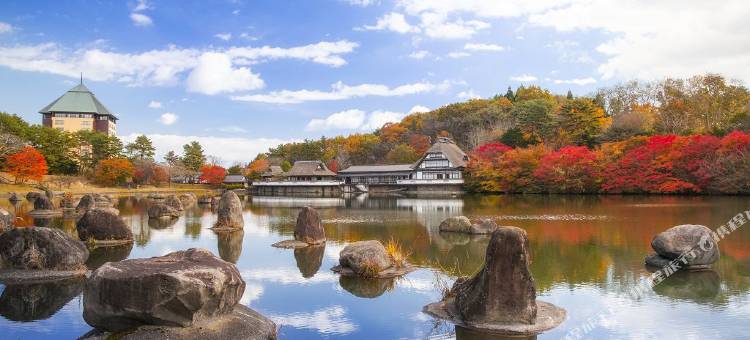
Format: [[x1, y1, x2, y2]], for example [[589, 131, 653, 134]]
[[0, 0, 747, 164]]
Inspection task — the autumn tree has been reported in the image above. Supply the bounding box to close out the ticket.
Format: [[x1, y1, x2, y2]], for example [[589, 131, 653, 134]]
[[555, 98, 611, 147], [199, 164, 226, 185], [4, 146, 48, 183], [386, 144, 420, 164], [533, 146, 603, 193], [280, 160, 292, 172], [408, 134, 431, 154], [94, 158, 134, 186]]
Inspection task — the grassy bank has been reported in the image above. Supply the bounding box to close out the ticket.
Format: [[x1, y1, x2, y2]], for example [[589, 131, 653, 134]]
[[0, 183, 216, 197]]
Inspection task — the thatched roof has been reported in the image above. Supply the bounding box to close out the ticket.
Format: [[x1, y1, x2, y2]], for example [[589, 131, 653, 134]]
[[261, 165, 284, 177], [417, 137, 468, 168], [284, 161, 336, 177]]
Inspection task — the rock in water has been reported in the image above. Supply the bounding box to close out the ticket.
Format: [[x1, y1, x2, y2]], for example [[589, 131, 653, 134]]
[[439, 216, 472, 233], [82, 248, 245, 331], [453, 227, 536, 324], [648, 224, 719, 268], [0, 208, 13, 232], [214, 191, 244, 230], [76, 209, 133, 243], [33, 195, 55, 210], [469, 219, 499, 235], [0, 227, 88, 271], [25, 192, 41, 201], [338, 240, 392, 276], [423, 227, 566, 335], [294, 206, 325, 245], [148, 203, 180, 219], [165, 195, 184, 211], [76, 194, 96, 213]]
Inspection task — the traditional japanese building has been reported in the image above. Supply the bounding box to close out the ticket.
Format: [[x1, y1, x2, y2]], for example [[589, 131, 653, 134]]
[[39, 79, 118, 136], [251, 161, 341, 196]]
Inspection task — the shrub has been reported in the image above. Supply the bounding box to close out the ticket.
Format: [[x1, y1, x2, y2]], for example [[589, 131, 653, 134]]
[[94, 158, 134, 186]]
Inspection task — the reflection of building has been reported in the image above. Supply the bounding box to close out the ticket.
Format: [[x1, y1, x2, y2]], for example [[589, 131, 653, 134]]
[[39, 79, 118, 136], [251, 161, 342, 196], [338, 137, 467, 194]]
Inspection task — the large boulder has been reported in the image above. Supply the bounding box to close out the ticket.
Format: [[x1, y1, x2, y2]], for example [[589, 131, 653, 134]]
[[0, 208, 13, 232], [213, 191, 244, 230], [76, 209, 133, 244], [76, 194, 96, 213], [83, 248, 245, 332], [165, 195, 184, 211], [647, 224, 720, 269], [439, 216, 472, 233], [148, 203, 180, 219], [332, 240, 414, 278], [294, 206, 326, 245], [423, 227, 565, 335], [26, 192, 41, 201], [0, 227, 88, 272], [31, 195, 55, 211]]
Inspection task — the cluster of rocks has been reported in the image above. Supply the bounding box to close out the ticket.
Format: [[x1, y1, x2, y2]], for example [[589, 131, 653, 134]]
[[645, 224, 720, 271], [80, 248, 276, 339], [0, 208, 13, 233], [332, 240, 414, 279], [147, 193, 199, 224], [0, 227, 89, 282], [439, 216, 499, 235], [212, 191, 244, 231], [423, 227, 566, 335], [272, 206, 326, 248]]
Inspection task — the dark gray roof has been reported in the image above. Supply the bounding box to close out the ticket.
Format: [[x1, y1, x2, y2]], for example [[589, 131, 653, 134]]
[[223, 175, 247, 183], [339, 164, 414, 174], [285, 161, 336, 177], [418, 137, 468, 168], [39, 83, 118, 119]]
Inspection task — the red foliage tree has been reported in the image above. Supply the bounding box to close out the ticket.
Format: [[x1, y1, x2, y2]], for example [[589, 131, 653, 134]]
[[327, 159, 339, 173], [534, 146, 603, 193], [4, 146, 48, 183], [472, 142, 513, 161], [200, 164, 226, 185], [408, 134, 432, 155], [94, 158, 135, 186]]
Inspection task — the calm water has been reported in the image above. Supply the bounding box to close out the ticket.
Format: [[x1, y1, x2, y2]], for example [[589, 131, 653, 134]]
[[1, 194, 749, 339]]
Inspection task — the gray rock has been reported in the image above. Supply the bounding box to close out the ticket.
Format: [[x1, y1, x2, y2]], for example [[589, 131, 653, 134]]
[[147, 203, 180, 219], [651, 224, 719, 266], [33, 195, 55, 210], [76, 209, 133, 243], [165, 195, 184, 211], [213, 191, 243, 230], [294, 206, 325, 245], [0, 227, 88, 271], [83, 248, 245, 332], [423, 227, 566, 335], [76, 194, 96, 213], [338, 240, 392, 277], [79, 305, 277, 340], [439, 216, 472, 233], [0, 208, 13, 232], [469, 219, 498, 234], [25, 192, 41, 201]]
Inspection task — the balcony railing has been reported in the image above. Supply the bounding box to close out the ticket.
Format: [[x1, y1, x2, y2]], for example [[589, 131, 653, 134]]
[[396, 179, 464, 185], [253, 180, 343, 186]]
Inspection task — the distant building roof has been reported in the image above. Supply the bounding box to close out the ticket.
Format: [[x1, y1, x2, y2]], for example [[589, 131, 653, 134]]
[[419, 137, 469, 168], [39, 82, 118, 119], [223, 175, 247, 183], [261, 165, 284, 177], [339, 164, 414, 174], [285, 161, 336, 177]]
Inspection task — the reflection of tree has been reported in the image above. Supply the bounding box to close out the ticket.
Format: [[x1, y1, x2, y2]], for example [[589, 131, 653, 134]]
[[184, 214, 202, 239], [0, 276, 84, 321], [216, 230, 243, 264], [294, 245, 324, 278]]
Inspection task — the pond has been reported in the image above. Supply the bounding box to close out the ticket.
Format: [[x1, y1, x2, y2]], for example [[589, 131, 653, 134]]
[[1, 194, 749, 339]]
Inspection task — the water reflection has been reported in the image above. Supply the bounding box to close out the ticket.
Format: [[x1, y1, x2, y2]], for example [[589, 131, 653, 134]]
[[148, 217, 178, 229], [86, 243, 134, 270], [455, 326, 537, 340], [0, 277, 84, 322], [652, 270, 721, 304], [293, 245, 325, 278], [338, 275, 395, 298], [217, 230, 244, 264]]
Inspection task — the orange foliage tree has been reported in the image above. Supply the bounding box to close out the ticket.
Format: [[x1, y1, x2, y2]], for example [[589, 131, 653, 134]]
[[94, 158, 134, 186], [200, 164, 226, 185], [4, 146, 48, 183], [534, 146, 603, 193]]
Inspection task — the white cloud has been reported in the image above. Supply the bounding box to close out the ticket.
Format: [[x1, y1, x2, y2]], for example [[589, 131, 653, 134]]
[[0, 40, 356, 91], [464, 43, 504, 52], [268, 306, 357, 335], [457, 89, 480, 100], [148, 100, 162, 109], [214, 33, 232, 41], [133, 0, 151, 12], [122, 133, 292, 165], [547, 40, 593, 64], [159, 112, 178, 125], [206, 126, 248, 133], [344, 0, 378, 6], [0, 22, 13, 34], [232, 80, 446, 104], [227, 40, 358, 67], [130, 13, 153, 27], [510, 74, 538, 82], [447, 51, 470, 58], [186, 52, 264, 95], [551, 77, 597, 86], [306, 109, 406, 131], [408, 105, 430, 113], [360, 12, 420, 34], [306, 109, 366, 131], [408, 50, 430, 59]]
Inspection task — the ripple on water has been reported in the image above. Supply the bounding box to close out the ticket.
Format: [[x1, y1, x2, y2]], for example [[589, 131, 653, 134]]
[[477, 214, 609, 221]]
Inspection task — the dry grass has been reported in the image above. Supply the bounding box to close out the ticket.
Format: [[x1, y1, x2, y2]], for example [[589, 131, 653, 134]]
[[385, 237, 411, 268]]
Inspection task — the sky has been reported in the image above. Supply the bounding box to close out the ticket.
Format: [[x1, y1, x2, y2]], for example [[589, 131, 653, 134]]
[[1, 0, 748, 165]]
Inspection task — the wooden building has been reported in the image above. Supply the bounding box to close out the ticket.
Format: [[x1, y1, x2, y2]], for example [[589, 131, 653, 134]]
[[39, 80, 118, 136], [251, 161, 341, 196]]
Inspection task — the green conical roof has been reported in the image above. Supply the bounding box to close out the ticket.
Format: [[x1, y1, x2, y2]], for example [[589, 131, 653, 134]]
[[39, 82, 117, 120]]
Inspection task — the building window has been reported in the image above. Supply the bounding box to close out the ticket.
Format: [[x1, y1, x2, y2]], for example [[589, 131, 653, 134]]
[[98, 116, 108, 120]]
